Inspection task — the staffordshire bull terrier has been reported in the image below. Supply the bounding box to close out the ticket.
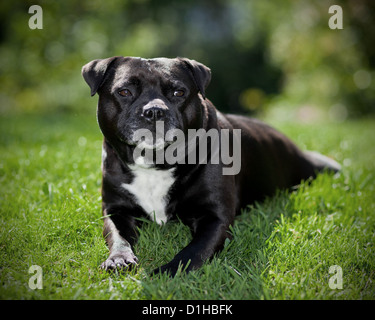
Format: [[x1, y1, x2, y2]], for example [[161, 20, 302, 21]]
[[82, 56, 340, 276]]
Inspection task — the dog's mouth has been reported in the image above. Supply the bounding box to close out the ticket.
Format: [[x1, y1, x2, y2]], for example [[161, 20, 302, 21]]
[[118, 122, 182, 150], [134, 138, 173, 150], [118, 135, 174, 150]]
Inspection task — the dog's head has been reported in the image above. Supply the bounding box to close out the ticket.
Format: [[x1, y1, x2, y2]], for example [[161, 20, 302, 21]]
[[82, 56, 211, 151]]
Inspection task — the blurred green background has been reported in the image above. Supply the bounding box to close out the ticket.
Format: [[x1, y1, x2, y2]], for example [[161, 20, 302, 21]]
[[0, 0, 374, 120]]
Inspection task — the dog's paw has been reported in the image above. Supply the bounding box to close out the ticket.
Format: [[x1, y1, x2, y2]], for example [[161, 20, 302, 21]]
[[101, 251, 138, 272], [152, 265, 178, 277], [152, 260, 189, 277]]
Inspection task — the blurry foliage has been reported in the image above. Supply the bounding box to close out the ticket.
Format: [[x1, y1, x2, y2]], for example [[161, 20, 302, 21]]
[[0, 0, 374, 119]]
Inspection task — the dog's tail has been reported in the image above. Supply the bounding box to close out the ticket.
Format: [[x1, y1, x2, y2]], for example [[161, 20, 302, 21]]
[[303, 150, 341, 174]]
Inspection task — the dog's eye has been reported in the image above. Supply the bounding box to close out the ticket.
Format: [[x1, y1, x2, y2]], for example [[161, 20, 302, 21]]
[[173, 90, 185, 97], [118, 89, 132, 97]]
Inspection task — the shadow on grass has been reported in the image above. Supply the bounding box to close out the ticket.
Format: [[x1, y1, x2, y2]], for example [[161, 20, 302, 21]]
[[135, 171, 362, 300], [135, 187, 300, 299]]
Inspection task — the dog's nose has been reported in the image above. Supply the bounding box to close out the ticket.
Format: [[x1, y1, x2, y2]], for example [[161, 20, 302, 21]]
[[142, 106, 165, 121]]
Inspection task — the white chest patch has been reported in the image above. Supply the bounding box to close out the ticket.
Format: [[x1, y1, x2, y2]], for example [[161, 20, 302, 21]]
[[121, 165, 176, 225]]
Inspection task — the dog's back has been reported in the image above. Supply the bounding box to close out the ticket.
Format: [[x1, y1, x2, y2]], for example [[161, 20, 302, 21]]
[[223, 114, 340, 210]]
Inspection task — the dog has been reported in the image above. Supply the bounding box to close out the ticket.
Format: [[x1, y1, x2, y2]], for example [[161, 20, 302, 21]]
[[82, 56, 340, 276]]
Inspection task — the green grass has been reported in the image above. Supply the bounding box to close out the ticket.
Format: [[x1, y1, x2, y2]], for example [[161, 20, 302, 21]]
[[0, 113, 374, 300]]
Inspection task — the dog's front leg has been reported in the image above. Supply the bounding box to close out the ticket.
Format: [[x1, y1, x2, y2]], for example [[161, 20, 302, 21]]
[[101, 209, 139, 272], [153, 216, 231, 277]]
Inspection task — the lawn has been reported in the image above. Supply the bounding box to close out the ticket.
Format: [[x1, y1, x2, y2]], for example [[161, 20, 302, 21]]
[[0, 113, 374, 300]]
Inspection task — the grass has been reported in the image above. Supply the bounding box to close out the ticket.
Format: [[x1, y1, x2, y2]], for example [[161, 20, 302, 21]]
[[0, 113, 374, 300]]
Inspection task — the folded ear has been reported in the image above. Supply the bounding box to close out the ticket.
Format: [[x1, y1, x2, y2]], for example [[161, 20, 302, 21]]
[[178, 58, 211, 99], [81, 56, 121, 96]]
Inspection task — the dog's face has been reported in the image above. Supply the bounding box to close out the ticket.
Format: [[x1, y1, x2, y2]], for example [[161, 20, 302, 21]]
[[82, 57, 211, 151]]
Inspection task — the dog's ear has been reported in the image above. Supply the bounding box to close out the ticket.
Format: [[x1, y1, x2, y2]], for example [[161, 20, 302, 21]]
[[82, 56, 120, 96], [179, 58, 211, 99]]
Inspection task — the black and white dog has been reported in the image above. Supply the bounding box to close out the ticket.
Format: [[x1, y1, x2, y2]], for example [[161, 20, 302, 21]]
[[82, 56, 340, 276]]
